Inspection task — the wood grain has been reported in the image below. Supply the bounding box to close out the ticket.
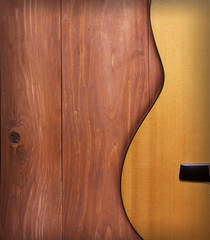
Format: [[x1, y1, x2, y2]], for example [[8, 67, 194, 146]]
[[0, 0, 164, 238], [62, 0, 163, 239], [0, 0, 62, 239], [122, 0, 210, 239]]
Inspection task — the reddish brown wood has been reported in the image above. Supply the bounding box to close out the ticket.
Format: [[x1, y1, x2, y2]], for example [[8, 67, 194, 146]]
[[0, 0, 62, 239], [0, 0, 163, 239], [62, 0, 163, 239]]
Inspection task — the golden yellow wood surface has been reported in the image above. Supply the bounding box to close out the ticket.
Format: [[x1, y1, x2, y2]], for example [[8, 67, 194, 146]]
[[122, 0, 210, 239]]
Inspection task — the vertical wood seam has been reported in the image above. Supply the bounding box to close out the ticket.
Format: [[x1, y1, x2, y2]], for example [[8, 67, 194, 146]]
[[60, 0, 63, 239]]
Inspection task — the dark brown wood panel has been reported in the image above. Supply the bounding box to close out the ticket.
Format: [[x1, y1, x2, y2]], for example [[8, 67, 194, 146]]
[[0, 0, 62, 239], [0, 0, 163, 238], [62, 0, 163, 239]]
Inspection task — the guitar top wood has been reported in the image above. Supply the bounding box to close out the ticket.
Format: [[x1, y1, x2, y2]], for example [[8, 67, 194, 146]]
[[122, 0, 210, 239]]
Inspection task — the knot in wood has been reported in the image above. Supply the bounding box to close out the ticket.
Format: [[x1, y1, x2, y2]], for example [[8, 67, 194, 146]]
[[9, 131, 21, 144]]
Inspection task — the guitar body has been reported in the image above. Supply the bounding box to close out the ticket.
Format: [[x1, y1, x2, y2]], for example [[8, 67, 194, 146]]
[[122, 0, 210, 239]]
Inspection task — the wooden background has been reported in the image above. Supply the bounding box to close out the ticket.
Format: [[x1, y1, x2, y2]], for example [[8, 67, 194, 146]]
[[122, 0, 210, 239], [0, 0, 62, 239], [0, 0, 164, 239]]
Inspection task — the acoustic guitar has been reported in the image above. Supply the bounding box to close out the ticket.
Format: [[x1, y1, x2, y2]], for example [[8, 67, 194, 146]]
[[1, 0, 208, 238], [122, 0, 210, 239]]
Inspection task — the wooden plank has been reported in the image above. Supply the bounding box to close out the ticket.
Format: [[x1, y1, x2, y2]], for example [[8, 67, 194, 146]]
[[122, 0, 210, 239], [0, 0, 62, 239], [62, 0, 163, 238]]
